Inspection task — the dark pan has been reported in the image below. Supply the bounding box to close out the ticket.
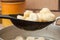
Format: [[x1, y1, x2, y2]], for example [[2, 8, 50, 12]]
[[0, 15, 54, 31]]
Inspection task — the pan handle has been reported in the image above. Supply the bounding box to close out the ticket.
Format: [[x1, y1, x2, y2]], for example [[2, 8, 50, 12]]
[[0, 15, 16, 19], [54, 16, 60, 26]]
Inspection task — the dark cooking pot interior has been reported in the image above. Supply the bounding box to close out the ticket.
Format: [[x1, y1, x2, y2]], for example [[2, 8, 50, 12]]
[[0, 15, 54, 31]]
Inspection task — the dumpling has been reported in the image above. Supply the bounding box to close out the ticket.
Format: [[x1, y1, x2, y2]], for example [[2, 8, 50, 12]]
[[37, 13, 43, 22], [40, 8, 52, 14], [17, 15, 24, 20], [37, 8, 55, 22], [24, 10, 33, 19], [25, 13, 38, 21]]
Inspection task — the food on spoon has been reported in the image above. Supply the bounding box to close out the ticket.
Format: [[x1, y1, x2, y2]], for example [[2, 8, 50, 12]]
[[25, 13, 38, 21], [37, 8, 55, 22], [17, 15, 24, 20], [24, 10, 33, 19], [17, 8, 55, 22]]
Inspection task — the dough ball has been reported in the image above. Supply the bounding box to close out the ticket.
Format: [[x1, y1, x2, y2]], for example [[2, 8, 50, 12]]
[[24, 10, 33, 19], [37, 8, 55, 22], [37, 13, 43, 22], [25, 13, 38, 21], [17, 15, 24, 20], [40, 8, 51, 14]]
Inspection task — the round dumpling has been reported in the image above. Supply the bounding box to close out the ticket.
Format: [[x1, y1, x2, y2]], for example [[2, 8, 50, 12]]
[[37, 8, 55, 22], [40, 8, 51, 14], [17, 15, 24, 20], [25, 13, 38, 21], [24, 10, 33, 19], [43, 13, 55, 21], [37, 13, 43, 22]]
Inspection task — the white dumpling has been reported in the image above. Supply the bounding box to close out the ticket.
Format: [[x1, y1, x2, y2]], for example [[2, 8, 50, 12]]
[[25, 13, 38, 21], [24, 10, 33, 19], [37, 13, 43, 22], [14, 36, 23, 40], [40, 8, 51, 14], [37, 8, 55, 22], [44, 13, 55, 21], [26, 37, 35, 40], [17, 15, 24, 20]]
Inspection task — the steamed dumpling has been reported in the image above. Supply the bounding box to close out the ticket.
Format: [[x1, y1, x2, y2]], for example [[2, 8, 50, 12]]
[[24, 10, 33, 19], [17, 8, 55, 22], [37, 8, 55, 22], [17, 15, 24, 20], [37, 13, 43, 22], [40, 8, 52, 13], [25, 13, 38, 21]]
